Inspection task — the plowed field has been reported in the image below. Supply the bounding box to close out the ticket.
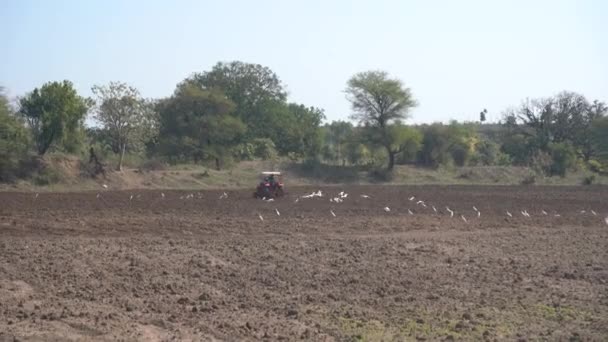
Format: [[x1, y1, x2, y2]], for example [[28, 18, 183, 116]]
[[1, 185, 607, 341]]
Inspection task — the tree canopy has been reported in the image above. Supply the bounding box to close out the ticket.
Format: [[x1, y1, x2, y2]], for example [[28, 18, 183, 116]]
[[19, 80, 90, 155]]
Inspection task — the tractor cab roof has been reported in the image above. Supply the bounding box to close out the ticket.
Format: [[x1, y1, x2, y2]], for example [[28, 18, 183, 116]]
[[261, 171, 281, 175]]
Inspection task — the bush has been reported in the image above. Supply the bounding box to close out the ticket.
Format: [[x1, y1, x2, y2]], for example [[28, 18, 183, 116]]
[[368, 168, 394, 182], [548, 142, 577, 177], [521, 174, 536, 185], [33, 167, 62, 185], [582, 175, 596, 185], [587, 160, 604, 174]]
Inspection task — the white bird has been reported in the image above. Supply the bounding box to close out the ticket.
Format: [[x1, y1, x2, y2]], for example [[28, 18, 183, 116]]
[[219, 192, 228, 199], [408, 209, 413, 215], [137, 194, 141, 199], [604, 217, 608, 225], [265, 198, 275, 202], [329, 198, 334, 203], [341, 193, 348, 198], [591, 210, 597, 216], [161, 192, 165, 199], [580, 210, 586, 214], [34, 193, 39, 199], [446, 207, 454, 218], [96, 193, 100, 199], [409, 196, 415, 201], [294, 198, 299, 203], [541, 210, 548, 215], [416, 200, 424, 205], [473, 206, 478, 212], [360, 194, 370, 199], [258, 214, 264, 221], [477, 211, 481, 218], [555, 214, 561, 217], [330, 210, 336, 217], [102, 184, 108, 189], [130, 195, 134, 201], [384, 207, 391, 212], [275, 209, 280, 216], [461, 215, 468, 223], [507, 211, 513, 217], [432, 206, 437, 213], [179, 196, 184, 200]]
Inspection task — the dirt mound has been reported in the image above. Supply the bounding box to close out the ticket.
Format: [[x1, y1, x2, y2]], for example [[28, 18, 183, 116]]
[[0, 185, 607, 341]]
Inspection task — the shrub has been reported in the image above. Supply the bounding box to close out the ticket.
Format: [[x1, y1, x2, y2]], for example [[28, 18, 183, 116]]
[[548, 142, 577, 177], [582, 175, 596, 185], [368, 168, 394, 182], [587, 160, 604, 174], [521, 174, 536, 185]]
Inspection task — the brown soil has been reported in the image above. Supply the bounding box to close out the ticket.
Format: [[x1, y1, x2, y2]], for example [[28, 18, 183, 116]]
[[0, 185, 607, 341]]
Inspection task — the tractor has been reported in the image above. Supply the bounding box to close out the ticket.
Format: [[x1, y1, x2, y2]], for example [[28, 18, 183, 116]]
[[254, 171, 284, 199]]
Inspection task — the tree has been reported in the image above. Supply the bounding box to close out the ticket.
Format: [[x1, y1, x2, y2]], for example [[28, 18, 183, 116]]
[[182, 61, 286, 126], [591, 117, 608, 161], [503, 92, 605, 161], [480, 108, 487, 123], [0, 87, 30, 181], [346, 71, 417, 170], [324, 121, 353, 165], [92, 82, 158, 171], [156, 84, 245, 169], [19, 80, 90, 155]]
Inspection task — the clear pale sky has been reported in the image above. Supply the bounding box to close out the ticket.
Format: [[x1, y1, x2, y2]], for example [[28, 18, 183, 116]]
[[2, 0, 607, 124]]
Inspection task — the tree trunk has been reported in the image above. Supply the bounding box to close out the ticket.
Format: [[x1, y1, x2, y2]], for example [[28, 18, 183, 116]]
[[386, 146, 395, 171], [117, 143, 126, 171]]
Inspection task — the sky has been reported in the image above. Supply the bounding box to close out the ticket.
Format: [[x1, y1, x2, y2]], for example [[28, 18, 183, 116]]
[[2, 0, 607, 124]]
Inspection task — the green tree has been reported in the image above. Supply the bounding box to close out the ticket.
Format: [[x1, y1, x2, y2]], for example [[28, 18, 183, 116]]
[[18, 80, 90, 155], [591, 116, 608, 161], [92, 82, 158, 171], [0, 88, 30, 181], [480, 108, 487, 123], [324, 121, 353, 165], [156, 84, 245, 169], [548, 142, 577, 177], [182, 61, 286, 126], [346, 71, 417, 170]]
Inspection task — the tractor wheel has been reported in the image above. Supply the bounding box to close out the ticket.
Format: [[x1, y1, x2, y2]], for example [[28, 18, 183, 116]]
[[275, 187, 284, 197]]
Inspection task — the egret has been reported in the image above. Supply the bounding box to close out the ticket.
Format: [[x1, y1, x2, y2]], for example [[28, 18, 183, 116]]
[[409, 196, 415, 201], [330, 210, 336, 217], [446, 207, 454, 218], [591, 210, 597, 216], [432, 206, 437, 213], [258, 214, 264, 221], [384, 207, 391, 212], [275, 209, 280, 216], [360, 194, 371, 199], [541, 210, 548, 215], [461, 215, 468, 223], [408, 209, 413, 215], [507, 211, 513, 217]]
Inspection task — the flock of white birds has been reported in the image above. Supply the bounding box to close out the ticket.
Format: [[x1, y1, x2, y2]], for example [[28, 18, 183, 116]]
[[30, 185, 608, 226]]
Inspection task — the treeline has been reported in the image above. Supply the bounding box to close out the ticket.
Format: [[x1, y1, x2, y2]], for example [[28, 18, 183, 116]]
[[1, 61, 607, 183]]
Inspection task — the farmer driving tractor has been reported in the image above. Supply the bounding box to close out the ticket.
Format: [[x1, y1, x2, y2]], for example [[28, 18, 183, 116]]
[[254, 172, 284, 199]]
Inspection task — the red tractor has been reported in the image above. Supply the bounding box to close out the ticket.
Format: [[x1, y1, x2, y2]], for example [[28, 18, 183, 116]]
[[254, 171, 285, 199]]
